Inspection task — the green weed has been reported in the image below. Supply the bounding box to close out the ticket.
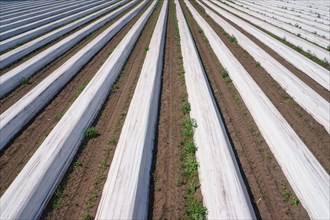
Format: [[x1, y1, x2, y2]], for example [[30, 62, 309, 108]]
[[230, 34, 237, 44], [20, 76, 29, 85], [85, 127, 97, 138], [220, 69, 229, 78], [182, 101, 191, 115], [54, 112, 63, 122], [184, 140, 197, 154], [282, 191, 291, 202], [183, 155, 198, 176], [187, 199, 207, 220], [290, 196, 299, 206], [109, 138, 117, 145], [183, 118, 197, 138], [73, 159, 82, 169], [76, 80, 89, 97]]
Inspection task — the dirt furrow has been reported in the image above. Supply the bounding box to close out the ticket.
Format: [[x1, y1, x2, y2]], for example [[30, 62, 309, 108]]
[[0, 1, 150, 196], [182, 1, 310, 219], [40, 1, 161, 219], [148, 1, 186, 219]]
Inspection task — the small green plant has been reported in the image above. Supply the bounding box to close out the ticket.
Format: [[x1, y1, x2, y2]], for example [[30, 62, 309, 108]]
[[182, 102, 191, 115], [297, 111, 303, 118], [297, 33, 301, 37], [255, 61, 261, 67], [280, 182, 292, 202], [76, 80, 89, 97], [54, 112, 63, 122], [186, 199, 207, 220], [144, 46, 149, 52], [220, 69, 232, 84], [176, 177, 184, 186], [224, 77, 232, 84], [184, 140, 197, 154], [186, 182, 200, 195], [290, 196, 299, 206], [85, 127, 97, 138], [101, 159, 107, 169], [230, 34, 237, 44], [183, 156, 198, 176], [20, 76, 29, 85], [91, 191, 97, 200], [83, 211, 91, 220], [74, 159, 82, 168], [76, 85, 85, 97], [183, 118, 197, 138], [327, 45, 330, 51], [51, 187, 63, 210], [272, 164, 278, 170], [220, 69, 229, 78], [111, 83, 119, 93], [282, 191, 291, 202], [109, 138, 117, 145], [264, 151, 272, 159]]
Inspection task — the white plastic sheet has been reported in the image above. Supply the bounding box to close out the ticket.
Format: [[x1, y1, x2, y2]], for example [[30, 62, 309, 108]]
[[0, 0, 63, 18], [235, 0, 330, 37], [0, 0, 106, 39], [176, 0, 256, 219], [202, 0, 330, 132], [0, 0, 133, 98], [185, 1, 329, 218], [0, 0, 93, 28], [212, 0, 329, 61], [96, 1, 166, 218], [0, 0, 124, 68]]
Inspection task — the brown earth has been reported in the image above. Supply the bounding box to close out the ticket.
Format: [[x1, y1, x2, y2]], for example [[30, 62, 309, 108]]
[[148, 0, 187, 219], [182, 0, 310, 219], [0, 1, 149, 196], [0, 1, 137, 113], [40, 1, 161, 219], [194, 0, 329, 174]]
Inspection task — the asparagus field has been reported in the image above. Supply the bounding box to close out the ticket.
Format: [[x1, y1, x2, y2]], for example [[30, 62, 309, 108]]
[[0, 0, 329, 219]]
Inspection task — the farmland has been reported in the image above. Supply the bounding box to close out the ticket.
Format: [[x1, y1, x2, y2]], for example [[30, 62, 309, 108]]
[[0, 0, 329, 219]]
